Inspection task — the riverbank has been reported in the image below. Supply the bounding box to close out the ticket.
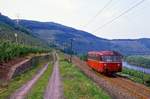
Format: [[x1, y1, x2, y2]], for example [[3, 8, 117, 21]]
[[124, 56, 150, 69], [123, 62, 150, 74], [119, 68, 150, 87]]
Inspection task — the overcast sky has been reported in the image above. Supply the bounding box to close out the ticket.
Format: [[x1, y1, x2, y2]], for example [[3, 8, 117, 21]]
[[0, 0, 150, 39]]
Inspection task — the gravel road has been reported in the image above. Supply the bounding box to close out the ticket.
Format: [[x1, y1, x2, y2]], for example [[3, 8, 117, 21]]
[[10, 63, 49, 99], [44, 53, 63, 99]]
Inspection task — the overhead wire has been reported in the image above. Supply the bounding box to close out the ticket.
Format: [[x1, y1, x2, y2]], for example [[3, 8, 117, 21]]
[[90, 0, 123, 28], [93, 0, 146, 33], [83, 0, 112, 27]]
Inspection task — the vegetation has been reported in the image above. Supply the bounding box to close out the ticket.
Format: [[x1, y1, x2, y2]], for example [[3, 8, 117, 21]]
[[79, 54, 87, 61], [26, 63, 53, 99], [124, 56, 150, 68], [19, 19, 150, 55], [59, 54, 110, 99], [120, 68, 150, 86], [0, 61, 48, 99], [0, 22, 49, 48], [0, 41, 51, 62]]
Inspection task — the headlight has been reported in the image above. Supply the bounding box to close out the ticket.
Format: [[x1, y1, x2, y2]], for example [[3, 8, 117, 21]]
[[104, 64, 107, 66]]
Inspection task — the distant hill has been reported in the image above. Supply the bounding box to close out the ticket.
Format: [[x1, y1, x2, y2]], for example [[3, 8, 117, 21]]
[[1, 13, 150, 55], [110, 39, 150, 55], [18, 20, 150, 55], [18, 20, 113, 53], [0, 14, 49, 48]]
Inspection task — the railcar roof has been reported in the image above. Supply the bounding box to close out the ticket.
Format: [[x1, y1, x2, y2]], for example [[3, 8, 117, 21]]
[[88, 51, 122, 56]]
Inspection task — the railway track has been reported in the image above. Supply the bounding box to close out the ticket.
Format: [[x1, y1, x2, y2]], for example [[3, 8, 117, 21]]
[[97, 73, 150, 99], [68, 55, 150, 99], [116, 76, 150, 97]]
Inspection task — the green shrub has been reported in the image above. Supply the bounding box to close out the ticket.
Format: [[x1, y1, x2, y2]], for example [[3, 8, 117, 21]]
[[121, 68, 150, 86], [80, 54, 87, 61], [0, 41, 51, 62]]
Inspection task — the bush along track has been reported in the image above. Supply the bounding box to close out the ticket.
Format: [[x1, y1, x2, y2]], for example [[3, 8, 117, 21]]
[[119, 68, 150, 87], [59, 54, 110, 99]]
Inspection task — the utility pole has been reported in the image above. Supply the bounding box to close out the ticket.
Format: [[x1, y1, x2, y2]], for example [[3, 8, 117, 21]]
[[143, 70, 145, 84], [16, 15, 19, 25], [70, 38, 73, 62], [17, 14, 26, 46], [16, 14, 19, 44], [70, 39, 73, 62], [62, 42, 66, 53], [47, 38, 53, 47], [14, 33, 18, 44], [54, 40, 57, 49]]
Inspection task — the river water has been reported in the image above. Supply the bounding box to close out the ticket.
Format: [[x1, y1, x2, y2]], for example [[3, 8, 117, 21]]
[[123, 62, 150, 74]]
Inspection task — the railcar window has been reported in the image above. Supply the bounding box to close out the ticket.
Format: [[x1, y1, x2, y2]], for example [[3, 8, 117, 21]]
[[99, 57, 102, 61], [101, 56, 122, 62], [88, 54, 100, 61]]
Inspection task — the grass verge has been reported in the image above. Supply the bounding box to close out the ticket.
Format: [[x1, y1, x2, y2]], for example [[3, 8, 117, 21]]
[[0, 62, 48, 99], [59, 54, 110, 99], [26, 63, 53, 99], [119, 68, 150, 87]]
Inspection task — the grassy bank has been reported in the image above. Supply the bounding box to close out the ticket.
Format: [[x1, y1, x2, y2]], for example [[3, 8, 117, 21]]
[[59, 54, 110, 99], [119, 68, 150, 87], [26, 63, 53, 99], [0, 62, 48, 99]]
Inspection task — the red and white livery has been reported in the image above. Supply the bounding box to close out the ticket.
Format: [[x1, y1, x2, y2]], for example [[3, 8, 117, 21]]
[[87, 51, 123, 74]]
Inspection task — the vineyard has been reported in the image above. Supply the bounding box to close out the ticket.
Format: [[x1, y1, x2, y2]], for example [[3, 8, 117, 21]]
[[0, 41, 51, 62]]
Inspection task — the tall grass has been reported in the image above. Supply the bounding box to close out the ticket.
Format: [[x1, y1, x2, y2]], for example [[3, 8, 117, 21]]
[[59, 54, 110, 99]]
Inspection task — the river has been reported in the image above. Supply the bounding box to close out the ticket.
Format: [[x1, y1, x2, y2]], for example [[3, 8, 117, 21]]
[[123, 62, 150, 74]]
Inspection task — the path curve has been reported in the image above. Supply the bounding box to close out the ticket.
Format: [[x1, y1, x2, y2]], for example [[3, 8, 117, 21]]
[[10, 63, 49, 99]]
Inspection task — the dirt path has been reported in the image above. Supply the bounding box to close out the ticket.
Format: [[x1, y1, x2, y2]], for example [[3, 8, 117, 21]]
[[44, 53, 63, 99], [10, 63, 49, 99], [67, 55, 150, 99]]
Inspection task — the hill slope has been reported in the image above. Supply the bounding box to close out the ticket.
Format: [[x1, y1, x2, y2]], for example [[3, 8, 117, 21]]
[[0, 14, 49, 48], [110, 39, 150, 55], [18, 20, 150, 55], [19, 20, 113, 54]]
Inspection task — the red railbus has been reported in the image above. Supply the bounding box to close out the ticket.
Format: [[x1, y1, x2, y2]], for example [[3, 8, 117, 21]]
[[87, 51, 122, 74]]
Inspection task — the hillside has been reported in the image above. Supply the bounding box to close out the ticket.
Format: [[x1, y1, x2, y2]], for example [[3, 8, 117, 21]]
[[0, 14, 49, 48], [110, 39, 150, 55], [18, 20, 113, 54], [1, 14, 150, 55], [18, 20, 150, 55]]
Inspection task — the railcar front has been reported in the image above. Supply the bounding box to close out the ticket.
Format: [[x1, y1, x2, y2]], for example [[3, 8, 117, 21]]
[[87, 51, 122, 74]]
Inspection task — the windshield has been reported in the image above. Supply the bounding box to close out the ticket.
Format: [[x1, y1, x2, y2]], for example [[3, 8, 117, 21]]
[[101, 56, 122, 62]]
